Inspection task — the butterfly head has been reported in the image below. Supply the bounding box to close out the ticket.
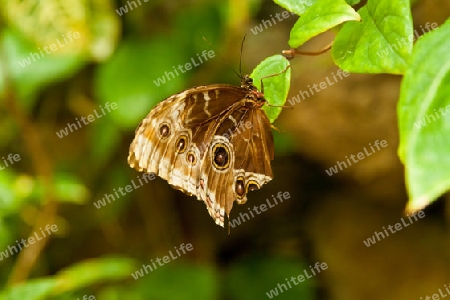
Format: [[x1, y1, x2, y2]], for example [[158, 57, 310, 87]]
[[241, 74, 257, 90], [240, 75, 266, 108]]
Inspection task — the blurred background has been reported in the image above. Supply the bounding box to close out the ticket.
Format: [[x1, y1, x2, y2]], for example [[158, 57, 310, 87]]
[[0, 0, 449, 299]]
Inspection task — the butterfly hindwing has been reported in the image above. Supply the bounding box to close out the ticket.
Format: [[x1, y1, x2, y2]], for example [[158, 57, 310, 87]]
[[196, 108, 274, 226]]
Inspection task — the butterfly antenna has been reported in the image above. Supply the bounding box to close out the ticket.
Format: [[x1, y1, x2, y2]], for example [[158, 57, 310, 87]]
[[239, 34, 247, 79]]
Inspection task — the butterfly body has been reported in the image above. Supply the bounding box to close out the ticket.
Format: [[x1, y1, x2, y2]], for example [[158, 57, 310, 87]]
[[128, 76, 274, 227]]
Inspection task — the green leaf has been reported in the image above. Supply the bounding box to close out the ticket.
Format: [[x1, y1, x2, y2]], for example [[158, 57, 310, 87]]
[[0, 257, 136, 299], [275, 0, 360, 16], [397, 20, 450, 212], [0, 171, 38, 216], [2, 172, 88, 207], [274, 0, 315, 15], [54, 256, 136, 293], [95, 38, 187, 130], [0, 29, 85, 109], [0, 278, 58, 300], [53, 173, 89, 204], [250, 55, 291, 123], [288, 0, 360, 48], [225, 256, 315, 300], [346, 0, 361, 5], [332, 0, 413, 74], [135, 262, 218, 300]]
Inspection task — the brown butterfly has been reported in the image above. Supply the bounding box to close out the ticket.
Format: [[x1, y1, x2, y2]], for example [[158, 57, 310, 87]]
[[127, 74, 278, 228]]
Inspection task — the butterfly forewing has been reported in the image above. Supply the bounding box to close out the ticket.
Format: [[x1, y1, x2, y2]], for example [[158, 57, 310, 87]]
[[183, 85, 248, 126]]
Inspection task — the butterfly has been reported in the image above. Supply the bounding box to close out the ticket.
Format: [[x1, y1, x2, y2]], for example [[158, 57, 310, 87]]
[[127, 58, 289, 229]]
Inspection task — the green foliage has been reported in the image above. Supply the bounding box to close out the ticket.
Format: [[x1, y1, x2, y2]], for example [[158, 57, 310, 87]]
[[397, 19, 450, 211], [0, 29, 86, 108], [95, 38, 186, 130], [274, 0, 316, 15], [133, 263, 218, 300], [274, 0, 360, 16], [288, 0, 360, 48], [333, 0, 413, 74], [0, 257, 135, 299], [0, 0, 118, 107], [55, 257, 136, 294], [95, 3, 222, 131], [0, 277, 59, 300], [280, 0, 449, 235], [251, 55, 291, 123], [224, 256, 315, 299]]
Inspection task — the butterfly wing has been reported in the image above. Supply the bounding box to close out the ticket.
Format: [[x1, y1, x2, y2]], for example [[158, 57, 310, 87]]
[[128, 90, 201, 196], [128, 84, 274, 228], [128, 84, 251, 194], [196, 108, 274, 227]]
